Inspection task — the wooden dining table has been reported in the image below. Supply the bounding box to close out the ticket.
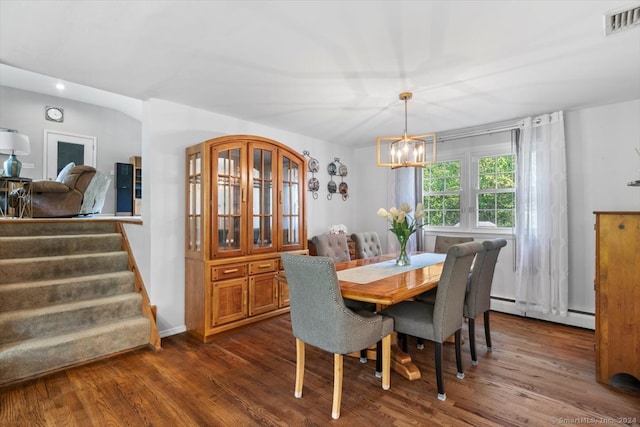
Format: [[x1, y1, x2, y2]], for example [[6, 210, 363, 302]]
[[333, 252, 447, 381]]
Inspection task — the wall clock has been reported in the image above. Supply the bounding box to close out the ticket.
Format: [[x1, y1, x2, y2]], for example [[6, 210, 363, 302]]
[[45, 106, 64, 122]]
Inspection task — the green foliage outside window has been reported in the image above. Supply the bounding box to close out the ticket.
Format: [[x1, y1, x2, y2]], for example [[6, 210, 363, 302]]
[[477, 154, 516, 228], [423, 161, 462, 227]]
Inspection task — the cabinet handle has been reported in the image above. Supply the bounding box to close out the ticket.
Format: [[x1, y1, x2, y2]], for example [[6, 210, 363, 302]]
[[242, 188, 246, 203], [223, 268, 239, 274], [257, 263, 271, 269]]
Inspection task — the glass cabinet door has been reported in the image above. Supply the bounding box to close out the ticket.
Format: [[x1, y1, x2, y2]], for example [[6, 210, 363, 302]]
[[248, 143, 275, 253], [211, 143, 245, 257], [186, 150, 202, 254], [280, 151, 304, 250]]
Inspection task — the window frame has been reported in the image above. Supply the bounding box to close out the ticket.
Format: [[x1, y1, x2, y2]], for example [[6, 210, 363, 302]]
[[422, 141, 515, 235], [422, 153, 467, 231]]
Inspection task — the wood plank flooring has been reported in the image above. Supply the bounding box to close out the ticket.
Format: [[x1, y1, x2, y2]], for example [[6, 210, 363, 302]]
[[1, 312, 639, 426]]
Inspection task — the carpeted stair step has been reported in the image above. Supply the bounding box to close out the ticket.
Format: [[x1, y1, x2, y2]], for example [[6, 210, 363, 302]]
[[0, 271, 135, 311], [0, 316, 150, 385], [0, 233, 123, 259], [0, 220, 116, 237], [0, 252, 129, 285], [0, 293, 143, 345]]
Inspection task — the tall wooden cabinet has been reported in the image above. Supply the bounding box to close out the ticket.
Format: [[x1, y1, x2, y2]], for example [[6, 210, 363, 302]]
[[185, 135, 307, 342], [594, 211, 640, 385]]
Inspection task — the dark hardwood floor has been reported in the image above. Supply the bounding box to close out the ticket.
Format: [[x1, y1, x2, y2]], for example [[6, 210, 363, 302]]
[[2, 312, 639, 426]]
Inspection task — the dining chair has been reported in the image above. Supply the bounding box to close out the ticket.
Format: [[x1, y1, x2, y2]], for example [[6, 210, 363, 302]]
[[413, 234, 475, 349], [417, 238, 507, 365], [281, 253, 394, 419], [311, 233, 375, 316], [380, 241, 485, 401], [464, 238, 507, 365], [433, 235, 474, 253], [350, 232, 383, 259], [311, 233, 351, 262]]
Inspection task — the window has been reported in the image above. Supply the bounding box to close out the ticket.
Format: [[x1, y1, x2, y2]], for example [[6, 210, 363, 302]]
[[423, 160, 462, 227], [476, 154, 516, 228], [422, 143, 515, 232]]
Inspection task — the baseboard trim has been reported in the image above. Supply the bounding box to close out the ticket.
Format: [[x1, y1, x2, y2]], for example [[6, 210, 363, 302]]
[[160, 325, 187, 338], [490, 298, 595, 330]]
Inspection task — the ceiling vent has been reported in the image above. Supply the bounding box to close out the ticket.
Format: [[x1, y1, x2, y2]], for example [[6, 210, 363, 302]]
[[604, 5, 640, 35]]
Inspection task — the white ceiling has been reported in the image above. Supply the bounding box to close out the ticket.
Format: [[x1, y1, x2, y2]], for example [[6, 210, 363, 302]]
[[1, 1, 639, 146]]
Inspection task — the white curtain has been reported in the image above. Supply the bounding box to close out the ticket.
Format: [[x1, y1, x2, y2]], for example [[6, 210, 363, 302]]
[[388, 167, 418, 253], [515, 111, 569, 316]]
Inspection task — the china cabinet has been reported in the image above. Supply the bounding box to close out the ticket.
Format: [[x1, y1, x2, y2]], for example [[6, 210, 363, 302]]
[[594, 211, 640, 385], [185, 135, 306, 342]]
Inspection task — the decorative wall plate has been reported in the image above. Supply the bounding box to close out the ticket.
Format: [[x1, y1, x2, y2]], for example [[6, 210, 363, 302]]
[[339, 164, 348, 176], [328, 162, 338, 175], [308, 157, 319, 173], [308, 177, 319, 191], [327, 179, 337, 193]]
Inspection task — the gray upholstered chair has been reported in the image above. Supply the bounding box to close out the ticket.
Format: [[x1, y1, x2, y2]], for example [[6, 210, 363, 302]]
[[351, 232, 383, 259], [417, 238, 507, 364], [464, 238, 507, 365], [281, 254, 394, 419], [313, 233, 377, 318], [380, 241, 485, 401], [310, 233, 351, 262], [414, 234, 475, 317], [434, 235, 474, 253], [311, 233, 373, 317], [311, 234, 351, 262]]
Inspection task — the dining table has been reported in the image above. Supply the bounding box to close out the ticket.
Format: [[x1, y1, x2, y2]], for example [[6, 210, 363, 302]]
[[334, 252, 447, 381]]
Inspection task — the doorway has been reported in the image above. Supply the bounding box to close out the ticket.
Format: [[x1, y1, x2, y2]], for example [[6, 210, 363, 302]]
[[44, 130, 96, 180]]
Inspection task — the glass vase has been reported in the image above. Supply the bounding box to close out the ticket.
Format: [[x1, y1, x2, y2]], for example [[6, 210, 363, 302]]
[[396, 238, 410, 266]]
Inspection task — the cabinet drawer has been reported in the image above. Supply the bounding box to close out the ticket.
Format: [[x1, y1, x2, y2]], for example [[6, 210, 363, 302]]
[[248, 259, 278, 275], [211, 263, 247, 281]]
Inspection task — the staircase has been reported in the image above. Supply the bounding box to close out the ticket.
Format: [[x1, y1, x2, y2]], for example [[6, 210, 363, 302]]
[[0, 219, 160, 386]]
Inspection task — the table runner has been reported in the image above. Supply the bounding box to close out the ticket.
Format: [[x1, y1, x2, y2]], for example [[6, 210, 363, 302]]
[[336, 253, 446, 284]]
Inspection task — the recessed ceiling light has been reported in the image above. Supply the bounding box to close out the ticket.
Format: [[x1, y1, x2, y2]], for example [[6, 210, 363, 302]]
[[56, 83, 65, 91]]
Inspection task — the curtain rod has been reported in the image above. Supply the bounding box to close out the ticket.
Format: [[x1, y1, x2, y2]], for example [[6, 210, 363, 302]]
[[437, 118, 522, 143]]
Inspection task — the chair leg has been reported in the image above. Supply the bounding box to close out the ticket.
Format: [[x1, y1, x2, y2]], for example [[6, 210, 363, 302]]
[[455, 329, 464, 379], [468, 318, 478, 365], [381, 334, 391, 390], [295, 339, 305, 398], [416, 337, 424, 350], [375, 341, 382, 378], [484, 311, 492, 351], [435, 342, 445, 401], [360, 349, 368, 363], [332, 354, 344, 419]]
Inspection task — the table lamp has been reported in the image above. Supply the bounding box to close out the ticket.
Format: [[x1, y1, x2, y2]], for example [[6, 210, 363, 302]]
[[0, 129, 31, 177]]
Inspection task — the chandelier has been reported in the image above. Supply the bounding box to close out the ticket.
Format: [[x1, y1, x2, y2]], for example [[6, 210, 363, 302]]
[[376, 92, 437, 168]]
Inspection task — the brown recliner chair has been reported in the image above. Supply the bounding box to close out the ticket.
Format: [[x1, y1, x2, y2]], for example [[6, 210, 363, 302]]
[[13, 165, 107, 218]]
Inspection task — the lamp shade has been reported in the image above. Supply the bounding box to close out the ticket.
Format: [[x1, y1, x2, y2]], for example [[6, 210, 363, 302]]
[[0, 129, 31, 155]]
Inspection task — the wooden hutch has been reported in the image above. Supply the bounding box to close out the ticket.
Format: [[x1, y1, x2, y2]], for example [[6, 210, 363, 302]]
[[593, 211, 640, 385], [185, 135, 307, 342]]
